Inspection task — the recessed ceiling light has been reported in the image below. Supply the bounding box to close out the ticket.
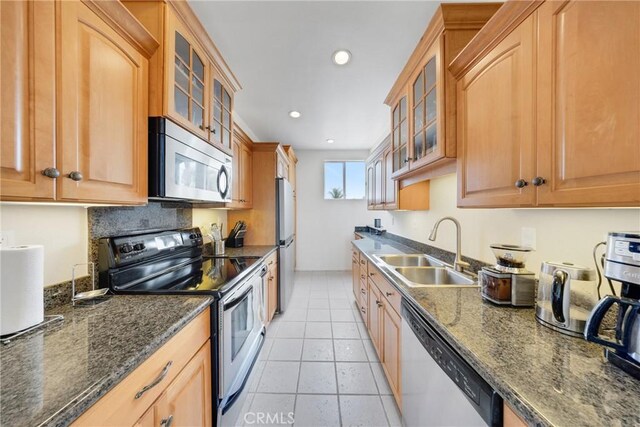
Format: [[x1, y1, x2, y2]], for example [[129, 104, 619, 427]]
[[326, 139, 335, 144], [289, 111, 301, 118], [332, 50, 351, 65]]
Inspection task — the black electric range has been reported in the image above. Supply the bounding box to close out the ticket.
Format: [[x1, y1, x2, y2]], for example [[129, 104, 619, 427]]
[[98, 227, 261, 296]]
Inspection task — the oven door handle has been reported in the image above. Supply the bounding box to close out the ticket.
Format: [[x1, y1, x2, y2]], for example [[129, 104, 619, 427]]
[[223, 284, 254, 310]]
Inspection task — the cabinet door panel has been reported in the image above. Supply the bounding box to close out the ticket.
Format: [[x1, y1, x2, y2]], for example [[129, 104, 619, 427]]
[[457, 15, 536, 207], [374, 158, 383, 206], [384, 147, 397, 209], [367, 281, 382, 358], [242, 143, 253, 206], [536, 1, 640, 205], [158, 341, 212, 427], [382, 304, 401, 405], [366, 163, 375, 208], [0, 0, 55, 200], [58, 1, 147, 203]]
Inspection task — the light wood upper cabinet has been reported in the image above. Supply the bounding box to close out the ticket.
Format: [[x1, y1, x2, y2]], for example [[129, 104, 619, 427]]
[[165, 12, 208, 140], [227, 126, 253, 209], [276, 151, 290, 179], [451, 0, 640, 207], [210, 77, 233, 150], [0, 0, 56, 201], [123, 1, 240, 154], [1, 0, 156, 205], [367, 135, 430, 211], [57, 0, 149, 204], [456, 14, 536, 208], [535, 0, 640, 206], [385, 3, 502, 185]]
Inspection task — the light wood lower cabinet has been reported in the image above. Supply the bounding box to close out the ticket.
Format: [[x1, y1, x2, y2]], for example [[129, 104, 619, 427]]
[[353, 249, 402, 407], [266, 252, 278, 323], [73, 308, 210, 427], [503, 402, 527, 427]]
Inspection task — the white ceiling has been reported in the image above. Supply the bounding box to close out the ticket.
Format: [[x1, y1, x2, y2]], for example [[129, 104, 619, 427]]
[[189, 1, 444, 150]]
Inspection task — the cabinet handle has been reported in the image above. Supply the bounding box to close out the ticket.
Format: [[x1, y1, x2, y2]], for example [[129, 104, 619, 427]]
[[42, 167, 60, 179], [361, 307, 366, 314], [134, 361, 172, 399], [160, 415, 174, 427], [369, 272, 375, 277], [360, 274, 365, 280], [68, 171, 83, 182], [532, 176, 546, 186], [376, 300, 383, 307], [514, 179, 528, 189], [361, 289, 366, 294], [352, 260, 357, 264], [385, 292, 394, 297], [359, 260, 365, 265], [403, 158, 409, 164]]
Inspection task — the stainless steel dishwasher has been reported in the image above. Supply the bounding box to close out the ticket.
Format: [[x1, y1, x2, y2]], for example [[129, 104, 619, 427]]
[[401, 300, 503, 427]]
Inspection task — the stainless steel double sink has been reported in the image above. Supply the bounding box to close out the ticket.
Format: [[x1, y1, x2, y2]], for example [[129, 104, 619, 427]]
[[372, 254, 478, 288]]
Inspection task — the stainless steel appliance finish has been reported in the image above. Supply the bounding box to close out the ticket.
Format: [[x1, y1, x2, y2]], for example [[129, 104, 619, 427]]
[[98, 227, 267, 426], [401, 300, 502, 427], [536, 261, 597, 337], [218, 265, 266, 412], [276, 178, 295, 312], [586, 231, 640, 380], [479, 244, 535, 307], [149, 117, 232, 203]]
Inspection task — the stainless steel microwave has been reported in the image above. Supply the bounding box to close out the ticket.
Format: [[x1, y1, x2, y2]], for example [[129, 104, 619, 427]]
[[149, 117, 232, 203]]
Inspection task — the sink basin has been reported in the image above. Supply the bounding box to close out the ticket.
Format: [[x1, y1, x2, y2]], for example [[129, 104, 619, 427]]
[[375, 254, 444, 267], [393, 267, 477, 288]]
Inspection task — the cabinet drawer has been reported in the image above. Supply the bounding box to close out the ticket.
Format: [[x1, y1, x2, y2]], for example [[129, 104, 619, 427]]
[[265, 251, 278, 268], [73, 308, 210, 426], [359, 256, 368, 277], [368, 265, 401, 315]]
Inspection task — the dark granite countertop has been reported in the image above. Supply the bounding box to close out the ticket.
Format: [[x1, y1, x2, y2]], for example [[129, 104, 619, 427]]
[[0, 295, 213, 427], [353, 233, 640, 427]]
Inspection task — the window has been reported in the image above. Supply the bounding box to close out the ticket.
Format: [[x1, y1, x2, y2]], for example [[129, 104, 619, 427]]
[[324, 161, 366, 200]]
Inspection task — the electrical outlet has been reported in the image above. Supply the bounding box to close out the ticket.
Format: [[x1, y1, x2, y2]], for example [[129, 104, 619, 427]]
[[0, 230, 16, 247], [521, 227, 536, 249]]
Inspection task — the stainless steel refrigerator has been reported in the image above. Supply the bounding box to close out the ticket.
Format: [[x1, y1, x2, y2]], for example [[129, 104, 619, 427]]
[[276, 178, 295, 312]]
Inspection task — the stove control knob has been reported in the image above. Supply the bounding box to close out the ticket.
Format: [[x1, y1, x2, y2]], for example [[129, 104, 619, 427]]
[[133, 243, 145, 251], [189, 233, 198, 240], [120, 243, 133, 254]]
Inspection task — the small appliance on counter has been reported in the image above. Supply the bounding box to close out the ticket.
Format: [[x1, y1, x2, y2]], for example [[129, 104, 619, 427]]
[[226, 221, 247, 248], [536, 261, 597, 337], [479, 244, 536, 306], [585, 231, 640, 380]]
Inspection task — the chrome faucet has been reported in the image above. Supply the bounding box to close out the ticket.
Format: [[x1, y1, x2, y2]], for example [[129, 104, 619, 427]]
[[428, 217, 470, 273]]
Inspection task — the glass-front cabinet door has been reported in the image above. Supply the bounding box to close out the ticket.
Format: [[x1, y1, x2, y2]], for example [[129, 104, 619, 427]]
[[391, 96, 408, 176], [172, 30, 207, 136], [210, 77, 233, 150], [410, 40, 442, 168]]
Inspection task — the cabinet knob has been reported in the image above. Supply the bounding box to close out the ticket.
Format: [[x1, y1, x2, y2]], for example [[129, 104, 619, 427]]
[[385, 292, 394, 297], [369, 272, 375, 277], [514, 179, 528, 189], [42, 167, 60, 179], [68, 171, 83, 182], [403, 158, 409, 164], [360, 274, 365, 280], [532, 176, 546, 186], [376, 300, 383, 307], [161, 415, 174, 427]]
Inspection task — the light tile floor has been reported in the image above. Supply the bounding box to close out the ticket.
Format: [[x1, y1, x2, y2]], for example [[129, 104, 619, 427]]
[[238, 271, 402, 427]]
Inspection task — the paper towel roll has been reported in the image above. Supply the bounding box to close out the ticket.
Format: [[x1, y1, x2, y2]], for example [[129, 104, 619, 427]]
[[0, 245, 44, 335]]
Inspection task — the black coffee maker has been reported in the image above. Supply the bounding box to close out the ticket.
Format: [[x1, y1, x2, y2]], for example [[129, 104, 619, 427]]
[[585, 232, 640, 380]]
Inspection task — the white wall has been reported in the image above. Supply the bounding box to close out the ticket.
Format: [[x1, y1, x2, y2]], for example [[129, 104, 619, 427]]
[[375, 173, 640, 276], [192, 208, 228, 239], [0, 204, 89, 286], [296, 150, 379, 271]]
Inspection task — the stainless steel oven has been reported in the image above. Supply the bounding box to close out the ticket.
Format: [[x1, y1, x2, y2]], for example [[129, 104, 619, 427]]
[[218, 264, 267, 424], [149, 117, 232, 203]]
